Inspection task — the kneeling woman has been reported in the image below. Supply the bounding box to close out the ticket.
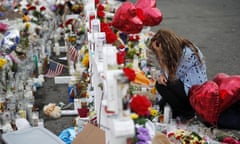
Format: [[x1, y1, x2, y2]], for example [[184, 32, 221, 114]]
[[148, 28, 208, 121]]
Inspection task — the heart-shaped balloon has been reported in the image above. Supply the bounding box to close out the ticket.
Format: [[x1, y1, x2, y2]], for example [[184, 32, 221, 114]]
[[135, 0, 163, 26], [213, 73, 240, 112], [189, 81, 220, 125], [112, 2, 143, 34]]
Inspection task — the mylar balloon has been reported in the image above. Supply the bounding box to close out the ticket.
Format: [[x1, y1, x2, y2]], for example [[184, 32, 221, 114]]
[[112, 2, 143, 34], [135, 0, 163, 26], [213, 73, 240, 112], [189, 81, 220, 125]]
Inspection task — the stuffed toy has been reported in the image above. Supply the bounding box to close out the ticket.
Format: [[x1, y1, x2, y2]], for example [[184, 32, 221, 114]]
[[43, 103, 61, 119]]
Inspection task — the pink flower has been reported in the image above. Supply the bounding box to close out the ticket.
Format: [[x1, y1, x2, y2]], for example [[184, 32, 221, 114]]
[[0, 23, 8, 33]]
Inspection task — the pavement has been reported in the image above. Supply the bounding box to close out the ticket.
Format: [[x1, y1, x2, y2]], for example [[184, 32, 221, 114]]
[[34, 0, 240, 137], [153, 0, 240, 79]]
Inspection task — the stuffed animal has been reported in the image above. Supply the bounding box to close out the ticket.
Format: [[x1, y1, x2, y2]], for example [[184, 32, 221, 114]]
[[43, 103, 61, 119]]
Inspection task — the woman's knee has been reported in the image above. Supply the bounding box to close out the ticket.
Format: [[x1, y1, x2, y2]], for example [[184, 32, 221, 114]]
[[155, 82, 167, 90]]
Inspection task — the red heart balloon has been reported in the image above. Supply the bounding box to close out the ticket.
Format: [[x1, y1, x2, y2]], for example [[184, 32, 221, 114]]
[[135, 0, 163, 26], [213, 73, 240, 112], [112, 2, 143, 34], [189, 81, 220, 125], [212, 73, 229, 85]]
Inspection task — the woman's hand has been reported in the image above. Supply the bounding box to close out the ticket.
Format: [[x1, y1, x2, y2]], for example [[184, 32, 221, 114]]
[[157, 74, 168, 86]]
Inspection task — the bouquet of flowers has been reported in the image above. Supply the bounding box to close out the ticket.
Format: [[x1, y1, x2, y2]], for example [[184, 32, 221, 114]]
[[129, 94, 160, 144], [167, 129, 208, 144]]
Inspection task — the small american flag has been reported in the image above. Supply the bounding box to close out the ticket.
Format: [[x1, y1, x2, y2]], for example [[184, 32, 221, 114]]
[[68, 46, 78, 62], [45, 61, 64, 78]]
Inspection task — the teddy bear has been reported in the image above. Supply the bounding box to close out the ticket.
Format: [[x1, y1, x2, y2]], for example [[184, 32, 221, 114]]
[[43, 103, 61, 119]]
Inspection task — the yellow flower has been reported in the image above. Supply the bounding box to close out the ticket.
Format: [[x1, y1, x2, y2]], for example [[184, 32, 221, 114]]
[[25, 22, 31, 29], [22, 15, 30, 22], [81, 53, 89, 67], [0, 58, 7, 69], [68, 36, 76, 43], [130, 113, 139, 120], [150, 107, 158, 117], [72, 5, 79, 11], [151, 87, 157, 94]]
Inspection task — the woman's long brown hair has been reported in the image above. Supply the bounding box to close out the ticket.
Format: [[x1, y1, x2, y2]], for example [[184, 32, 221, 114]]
[[149, 28, 203, 79]]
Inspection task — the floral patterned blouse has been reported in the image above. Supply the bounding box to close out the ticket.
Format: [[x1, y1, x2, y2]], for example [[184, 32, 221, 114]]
[[176, 46, 208, 95]]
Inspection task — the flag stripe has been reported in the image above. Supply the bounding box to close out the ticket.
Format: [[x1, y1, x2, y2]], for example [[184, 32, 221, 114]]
[[45, 61, 64, 78], [69, 46, 78, 62]]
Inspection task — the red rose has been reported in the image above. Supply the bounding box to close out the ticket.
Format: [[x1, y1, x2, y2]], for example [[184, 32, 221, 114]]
[[130, 94, 151, 116], [106, 31, 117, 43], [100, 22, 111, 32], [65, 19, 73, 26], [123, 67, 136, 81], [95, 0, 100, 5], [97, 10, 105, 18], [28, 6, 36, 11], [117, 50, 126, 64], [128, 35, 140, 41], [100, 22, 117, 43], [167, 132, 174, 138], [118, 44, 125, 49], [97, 4, 105, 11], [40, 6, 46, 11]]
